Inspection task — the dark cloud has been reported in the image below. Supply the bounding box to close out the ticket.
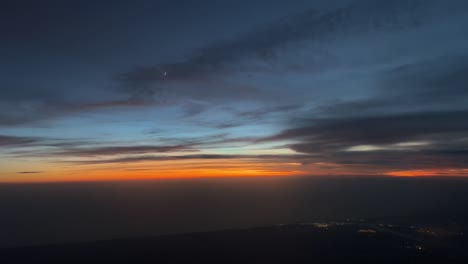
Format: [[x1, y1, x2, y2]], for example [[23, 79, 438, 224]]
[[0, 98, 161, 127], [2, 0, 467, 128], [2, 132, 264, 160], [73, 99, 154, 111], [0, 135, 39, 146], [214, 122, 243, 129], [0, 101, 60, 126], [147, 133, 260, 149], [117, 0, 450, 97], [237, 104, 303, 119], [56, 144, 198, 157], [255, 110, 468, 171], [332, 150, 468, 171], [2, 0, 468, 177], [17, 171, 42, 174], [0, 135, 100, 153], [72, 154, 311, 165], [379, 55, 468, 108], [310, 54, 468, 121], [182, 102, 206, 118], [264, 111, 468, 148]]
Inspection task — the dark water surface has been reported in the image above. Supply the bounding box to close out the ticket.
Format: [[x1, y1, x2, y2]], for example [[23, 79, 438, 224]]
[[1, 176, 467, 247]]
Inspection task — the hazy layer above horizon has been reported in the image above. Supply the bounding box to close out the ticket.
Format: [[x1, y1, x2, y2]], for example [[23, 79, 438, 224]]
[[1, 176, 467, 248]]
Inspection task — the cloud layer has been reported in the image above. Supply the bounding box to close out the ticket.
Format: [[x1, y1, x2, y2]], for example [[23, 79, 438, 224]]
[[2, 0, 468, 180]]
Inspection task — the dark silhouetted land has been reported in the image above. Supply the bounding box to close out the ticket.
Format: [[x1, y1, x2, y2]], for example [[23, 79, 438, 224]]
[[2, 219, 467, 264]]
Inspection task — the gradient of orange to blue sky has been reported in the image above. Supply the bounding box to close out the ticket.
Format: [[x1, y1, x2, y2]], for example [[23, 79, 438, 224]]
[[2, 0, 468, 182]]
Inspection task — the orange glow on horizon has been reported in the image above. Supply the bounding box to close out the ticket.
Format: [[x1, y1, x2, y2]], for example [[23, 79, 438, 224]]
[[0, 158, 307, 183], [1, 169, 301, 183], [385, 168, 468, 177], [4, 156, 468, 183]]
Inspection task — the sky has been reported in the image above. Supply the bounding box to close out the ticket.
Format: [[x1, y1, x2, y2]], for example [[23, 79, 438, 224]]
[[1, 0, 468, 182]]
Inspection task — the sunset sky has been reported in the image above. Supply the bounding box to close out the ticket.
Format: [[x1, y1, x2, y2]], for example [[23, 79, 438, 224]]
[[2, 0, 468, 182]]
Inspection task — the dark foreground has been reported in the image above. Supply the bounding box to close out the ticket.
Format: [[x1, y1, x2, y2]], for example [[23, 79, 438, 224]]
[[1, 220, 467, 264]]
